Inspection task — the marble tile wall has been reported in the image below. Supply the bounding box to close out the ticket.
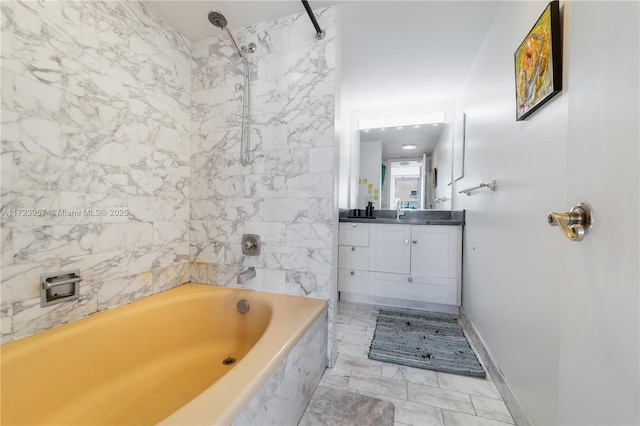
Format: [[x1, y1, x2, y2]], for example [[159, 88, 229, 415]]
[[189, 8, 337, 359], [232, 308, 328, 425], [0, 1, 192, 342]]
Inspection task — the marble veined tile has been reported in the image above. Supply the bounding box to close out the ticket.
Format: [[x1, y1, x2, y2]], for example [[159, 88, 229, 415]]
[[285, 173, 334, 198], [307, 248, 332, 274], [98, 271, 152, 311], [471, 395, 515, 424], [407, 382, 475, 415], [349, 371, 407, 400], [437, 372, 502, 400], [335, 354, 384, 376], [285, 271, 330, 297], [442, 409, 515, 426], [12, 152, 100, 193], [263, 197, 332, 224], [12, 223, 100, 264], [263, 245, 308, 271], [286, 223, 333, 249], [382, 364, 440, 388]]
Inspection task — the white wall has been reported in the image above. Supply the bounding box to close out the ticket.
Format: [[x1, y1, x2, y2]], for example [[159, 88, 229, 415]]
[[431, 124, 453, 210], [456, 1, 639, 424]]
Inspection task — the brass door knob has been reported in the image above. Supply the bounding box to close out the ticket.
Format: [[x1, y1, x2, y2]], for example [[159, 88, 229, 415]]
[[547, 203, 593, 242]]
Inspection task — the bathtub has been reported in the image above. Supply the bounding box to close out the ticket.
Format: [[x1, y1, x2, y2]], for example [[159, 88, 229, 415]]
[[1, 283, 328, 425]]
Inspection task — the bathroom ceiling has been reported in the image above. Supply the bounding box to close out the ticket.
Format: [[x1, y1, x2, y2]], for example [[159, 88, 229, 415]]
[[142, 1, 334, 39], [360, 124, 444, 160], [142, 1, 500, 114]]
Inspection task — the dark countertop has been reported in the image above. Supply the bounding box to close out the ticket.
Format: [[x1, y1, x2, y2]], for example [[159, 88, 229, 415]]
[[338, 209, 465, 226]]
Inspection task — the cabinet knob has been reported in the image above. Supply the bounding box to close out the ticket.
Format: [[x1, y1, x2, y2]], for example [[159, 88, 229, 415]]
[[408, 277, 413, 282], [350, 271, 355, 276], [352, 223, 357, 227], [351, 246, 356, 251], [412, 240, 418, 244]]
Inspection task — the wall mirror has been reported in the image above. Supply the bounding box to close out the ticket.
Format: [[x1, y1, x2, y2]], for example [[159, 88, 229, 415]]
[[354, 115, 454, 211]]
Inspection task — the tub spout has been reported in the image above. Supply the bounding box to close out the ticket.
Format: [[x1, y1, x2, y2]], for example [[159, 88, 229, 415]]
[[236, 267, 256, 284]]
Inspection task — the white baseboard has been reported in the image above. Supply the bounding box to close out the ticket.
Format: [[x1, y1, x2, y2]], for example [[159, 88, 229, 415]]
[[459, 307, 532, 426], [339, 292, 460, 315]]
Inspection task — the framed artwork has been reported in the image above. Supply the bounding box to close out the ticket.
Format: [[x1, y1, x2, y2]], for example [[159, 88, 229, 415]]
[[514, 0, 562, 121]]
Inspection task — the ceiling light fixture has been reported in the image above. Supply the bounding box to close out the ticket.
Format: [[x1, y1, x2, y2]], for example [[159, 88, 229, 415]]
[[401, 144, 417, 150]]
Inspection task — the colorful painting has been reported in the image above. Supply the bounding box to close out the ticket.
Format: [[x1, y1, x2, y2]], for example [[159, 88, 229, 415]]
[[514, 1, 562, 121]]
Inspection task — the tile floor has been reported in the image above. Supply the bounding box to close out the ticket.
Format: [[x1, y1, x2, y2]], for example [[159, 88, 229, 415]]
[[315, 301, 516, 426]]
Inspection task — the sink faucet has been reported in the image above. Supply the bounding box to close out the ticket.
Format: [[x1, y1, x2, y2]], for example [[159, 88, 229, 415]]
[[396, 199, 405, 220], [237, 267, 256, 284]]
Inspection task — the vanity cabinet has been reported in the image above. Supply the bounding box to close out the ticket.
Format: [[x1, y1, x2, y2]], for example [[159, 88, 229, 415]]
[[338, 222, 462, 308], [337, 223, 371, 294]]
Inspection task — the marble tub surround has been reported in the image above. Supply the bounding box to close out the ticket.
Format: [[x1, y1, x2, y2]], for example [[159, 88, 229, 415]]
[[1, 1, 192, 342], [231, 308, 328, 426], [190, 7, 337, 357]]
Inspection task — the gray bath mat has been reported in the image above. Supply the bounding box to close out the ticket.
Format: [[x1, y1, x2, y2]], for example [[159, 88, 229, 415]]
[[299, 385, 394, 426], [368, 309, 486, 378]]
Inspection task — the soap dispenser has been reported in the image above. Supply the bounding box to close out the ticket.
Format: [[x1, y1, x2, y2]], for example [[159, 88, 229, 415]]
[[366, 201, 374, 217]]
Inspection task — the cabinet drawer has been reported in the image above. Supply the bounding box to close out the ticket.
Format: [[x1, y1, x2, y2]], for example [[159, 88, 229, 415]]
[[338, 246, 369, 270], [372, 272, 458, 305], [338, 269, 370, 294], [339, 223, 370, 247]]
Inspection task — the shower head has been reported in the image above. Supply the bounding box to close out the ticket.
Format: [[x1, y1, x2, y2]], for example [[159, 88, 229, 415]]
[[208, 10, 228, 29], [207, 9, 243, 57]]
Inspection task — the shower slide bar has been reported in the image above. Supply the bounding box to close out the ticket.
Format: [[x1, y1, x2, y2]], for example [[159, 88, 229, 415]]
[[301, 0, 325, 39], [459, 180, 497, 196]]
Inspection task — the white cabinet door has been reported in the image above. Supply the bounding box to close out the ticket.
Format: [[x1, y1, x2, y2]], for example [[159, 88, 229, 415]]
[[410, 225, 461, 278], [369, 224, 411, 274]]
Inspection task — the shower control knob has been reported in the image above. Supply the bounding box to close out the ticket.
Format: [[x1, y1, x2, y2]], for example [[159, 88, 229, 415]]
[[241, 234, 261, 256]]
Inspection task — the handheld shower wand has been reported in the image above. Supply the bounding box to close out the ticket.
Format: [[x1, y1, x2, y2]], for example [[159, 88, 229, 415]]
[[207, 10, 256, 166]]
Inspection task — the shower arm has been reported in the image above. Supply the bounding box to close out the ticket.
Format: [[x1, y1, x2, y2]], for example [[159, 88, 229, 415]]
[[224, 27, 244, 58], [301, 0, 325, 39]]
